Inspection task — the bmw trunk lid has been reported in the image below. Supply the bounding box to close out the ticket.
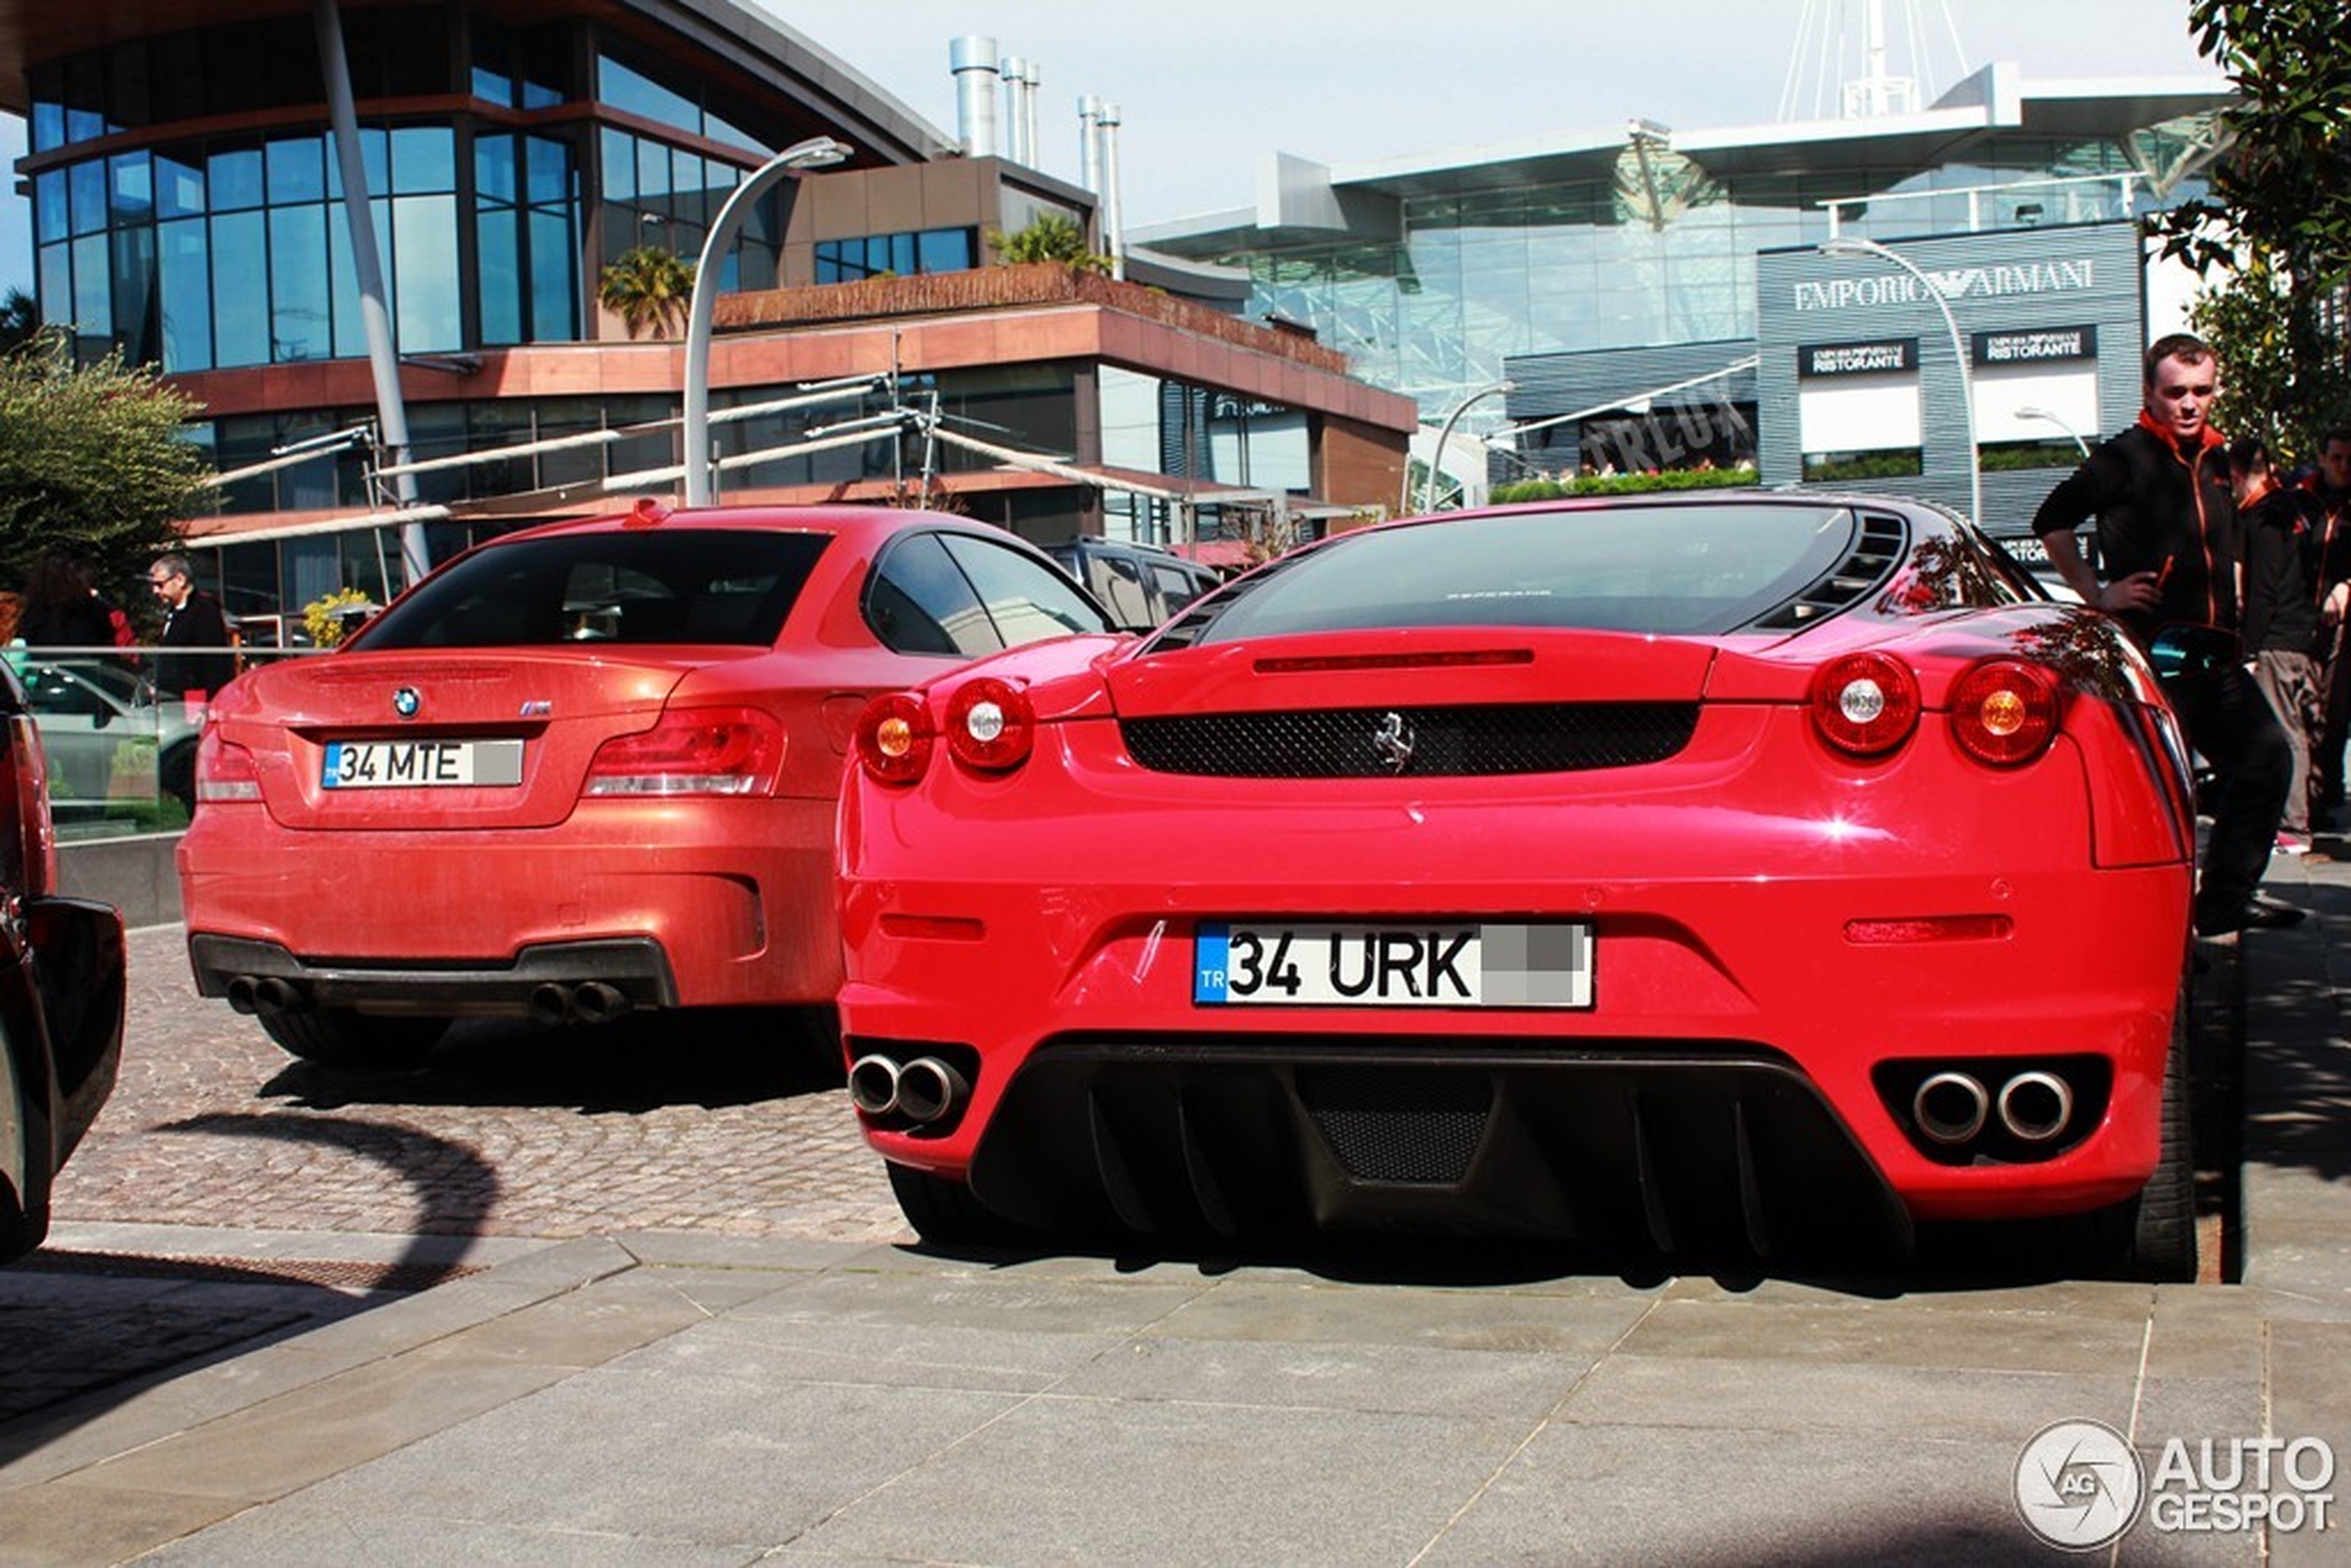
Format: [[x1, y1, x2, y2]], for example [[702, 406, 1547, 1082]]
[[214, 651, 705, 830]]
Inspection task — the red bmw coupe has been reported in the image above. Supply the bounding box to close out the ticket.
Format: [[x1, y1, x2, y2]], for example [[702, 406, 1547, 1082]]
[[838, 493, 2204, 1276], [179, 503, 1111, 1066]]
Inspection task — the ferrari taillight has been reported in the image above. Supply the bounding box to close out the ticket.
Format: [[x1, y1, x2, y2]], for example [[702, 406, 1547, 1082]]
[[944, 678, 1035, 772], [195, 729, 264, 803], [1810, 653, 1920, 758], [1949, 659, 2061, 766], [2, 715, 56, 898], [583, 707, 784, 796], [854, 692, 934, 785]]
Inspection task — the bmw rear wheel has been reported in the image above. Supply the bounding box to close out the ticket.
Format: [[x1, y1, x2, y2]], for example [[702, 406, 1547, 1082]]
[[258, 1008, 449, 1069]]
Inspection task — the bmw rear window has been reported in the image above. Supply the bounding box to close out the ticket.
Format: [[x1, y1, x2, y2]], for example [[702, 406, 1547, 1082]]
[[1155, 503, 1863, 647], [347, 529, 831, 650]]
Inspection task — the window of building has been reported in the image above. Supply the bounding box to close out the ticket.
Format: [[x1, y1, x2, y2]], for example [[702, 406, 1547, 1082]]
[[814, 228, 978, 284]]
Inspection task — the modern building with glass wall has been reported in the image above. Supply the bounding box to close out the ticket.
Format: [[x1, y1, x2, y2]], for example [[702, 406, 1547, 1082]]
[[4, 0, 1412, 635], [1132, 62, 2230, 525]]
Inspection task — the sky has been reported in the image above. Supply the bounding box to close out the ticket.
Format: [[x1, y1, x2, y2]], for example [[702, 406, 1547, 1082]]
[[0, 0, 2223, 297]]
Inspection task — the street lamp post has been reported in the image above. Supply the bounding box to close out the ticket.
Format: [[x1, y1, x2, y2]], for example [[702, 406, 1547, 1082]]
[[1817, 236, 1979, 527], [682, 136, 853, 507], [1416, 380, 1514, 514], [2015, 404, 2090, 456]]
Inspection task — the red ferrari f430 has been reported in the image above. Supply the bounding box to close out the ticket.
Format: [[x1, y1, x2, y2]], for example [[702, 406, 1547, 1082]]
[[838, 493, 2204, 1277]]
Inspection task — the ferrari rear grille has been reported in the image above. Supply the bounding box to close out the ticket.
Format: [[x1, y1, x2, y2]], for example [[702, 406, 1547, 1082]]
[[1298, 1065, 1490, 1183], [1118, 703, 1698, 778]]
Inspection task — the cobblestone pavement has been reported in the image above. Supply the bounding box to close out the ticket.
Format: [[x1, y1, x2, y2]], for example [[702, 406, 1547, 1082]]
[[52, 923, 912, 1249]]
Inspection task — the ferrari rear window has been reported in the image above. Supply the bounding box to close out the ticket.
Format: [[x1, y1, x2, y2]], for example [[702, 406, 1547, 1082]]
[[1157, 503, 1867, 647], [348, 529, 831, 650]]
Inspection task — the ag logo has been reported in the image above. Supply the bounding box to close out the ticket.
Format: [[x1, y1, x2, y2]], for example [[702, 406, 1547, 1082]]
[[2016, 1419, 2144, 1550]]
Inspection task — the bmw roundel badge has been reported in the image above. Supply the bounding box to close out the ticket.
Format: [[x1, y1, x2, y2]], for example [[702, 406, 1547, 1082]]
[[392, 687, 421, 719]]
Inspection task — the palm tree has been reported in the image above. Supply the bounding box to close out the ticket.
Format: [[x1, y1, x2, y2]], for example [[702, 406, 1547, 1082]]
[[0, 289, 41, 355], [986, 213, 1111, 275], [596, 245, 697, 340]]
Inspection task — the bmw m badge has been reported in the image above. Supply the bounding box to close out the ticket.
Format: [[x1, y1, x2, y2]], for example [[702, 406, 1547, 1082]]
[[392, 687, 421, 719]]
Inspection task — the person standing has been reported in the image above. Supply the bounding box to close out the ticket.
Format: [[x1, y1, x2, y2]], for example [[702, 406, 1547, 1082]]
[[2300, 429, 2351, 829], [2233, 435, 2327, 856], [149, 553, 236, 703], [2032, 332, 2297, 937]]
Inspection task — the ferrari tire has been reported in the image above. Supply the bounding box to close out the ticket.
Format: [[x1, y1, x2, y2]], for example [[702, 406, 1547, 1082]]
[[2104, 974, 2199, 1283], [259, 1007, 449, 1068], [886, 1162, 1018, 1247]]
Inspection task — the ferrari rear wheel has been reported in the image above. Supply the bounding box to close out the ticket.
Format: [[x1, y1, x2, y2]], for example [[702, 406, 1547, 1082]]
[[886, 1162, 1019, 1247], [2107, 974, 2199, 1282], [258, 1008, 449, 1069]]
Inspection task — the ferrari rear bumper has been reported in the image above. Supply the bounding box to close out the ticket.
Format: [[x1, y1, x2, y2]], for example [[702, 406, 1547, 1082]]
[[955, 1039, 1917, 1256]]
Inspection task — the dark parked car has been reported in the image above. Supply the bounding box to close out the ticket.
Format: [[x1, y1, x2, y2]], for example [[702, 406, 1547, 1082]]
[[1044, 539, 1222, 631], [0, 664, 130, 1263]]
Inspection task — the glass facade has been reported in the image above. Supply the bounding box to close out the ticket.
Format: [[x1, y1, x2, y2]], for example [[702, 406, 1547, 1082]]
[[20, 17, 827, 368], [1180, 123, 2217, 422]]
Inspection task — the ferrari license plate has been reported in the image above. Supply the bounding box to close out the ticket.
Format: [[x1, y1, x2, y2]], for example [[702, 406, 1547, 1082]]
[[321, 738, 524, 789], [1193, 921, 1593, 1009]]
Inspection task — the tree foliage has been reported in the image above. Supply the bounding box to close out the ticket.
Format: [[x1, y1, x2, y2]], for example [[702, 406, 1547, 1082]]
[[2150, 2, 2351, 460], [2149, 0, 2351, 285], [986, 213, 1111, 274], [0, 290, 38, 356], [0, 334, 207, 616], [596, 245, 697, 339]]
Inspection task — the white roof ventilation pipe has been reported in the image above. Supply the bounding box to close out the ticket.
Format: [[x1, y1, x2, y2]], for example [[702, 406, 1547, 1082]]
[[1001, 56, 1041, 168], [950, 36, 1001, 158], [1077, 94, 1103, 193], [1094, 99, 1126, 280]]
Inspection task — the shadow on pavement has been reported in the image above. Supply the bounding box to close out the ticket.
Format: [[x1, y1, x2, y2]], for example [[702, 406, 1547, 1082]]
[[1, 1111, 501, 1459], [260, 1003, 844, 1116]]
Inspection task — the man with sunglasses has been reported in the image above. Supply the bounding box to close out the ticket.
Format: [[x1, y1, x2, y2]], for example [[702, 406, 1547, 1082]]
[[2033, 332, 2297, 937]]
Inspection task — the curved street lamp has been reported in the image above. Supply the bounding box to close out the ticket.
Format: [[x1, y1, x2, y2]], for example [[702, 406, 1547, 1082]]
[[1817, 236, 1979, 527], [682, 136, 854, 507], [1417, 380, 1514, 514], [2015, 404, 2090, 456]]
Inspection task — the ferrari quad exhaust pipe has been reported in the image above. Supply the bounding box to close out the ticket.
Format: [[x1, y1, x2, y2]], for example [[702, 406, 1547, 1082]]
[[1912, 1071, 1990, 1146], [1997, 1071, 2074, 1144], [849, 1054, 903, 1117], [894, 1056, 969, 1126]]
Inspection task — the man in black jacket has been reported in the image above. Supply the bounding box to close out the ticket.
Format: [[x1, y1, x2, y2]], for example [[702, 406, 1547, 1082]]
[[148, 553, 236, 703], [2032, 332, 2296, 937], [2233, 434, 2326, 856]]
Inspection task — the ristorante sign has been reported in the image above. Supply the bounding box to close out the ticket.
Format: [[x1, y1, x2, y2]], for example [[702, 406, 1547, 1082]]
[[1972, 325, 2097, 366], [1793, 258, 2098, 312], [1798, 339, 1916, 378]]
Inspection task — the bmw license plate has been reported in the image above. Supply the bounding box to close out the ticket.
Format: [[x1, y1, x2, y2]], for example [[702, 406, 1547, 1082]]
[[1193, 921, 1593, 1009], [321, 739, 524, 789]]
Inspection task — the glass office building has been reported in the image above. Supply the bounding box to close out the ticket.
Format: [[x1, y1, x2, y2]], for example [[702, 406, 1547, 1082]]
[[1133, 63, 2229, 433]]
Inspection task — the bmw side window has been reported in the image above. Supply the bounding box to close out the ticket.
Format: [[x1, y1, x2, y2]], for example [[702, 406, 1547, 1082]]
[[865, 532, 999, 656], [938, 534, 1113, 648]]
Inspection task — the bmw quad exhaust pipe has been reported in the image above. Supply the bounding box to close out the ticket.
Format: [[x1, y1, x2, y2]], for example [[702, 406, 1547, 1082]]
[[1911, 1071, 1990, 1146], [225, 975, 305, 1014], [848, 1054, 902, 1117], [1996, 1071, 2074, 1144], [528, 981, 635, 1027]]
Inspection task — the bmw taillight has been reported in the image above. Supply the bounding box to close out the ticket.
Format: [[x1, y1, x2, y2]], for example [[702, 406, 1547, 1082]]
[[944, 678, 1034, 772], [2, 715, 57, 898], [1949, 658, 2061, 765], [854, 692, 934, 785], [1810, 653, 1921, 758], [195, 729, 264, 803], [583, 707, 784, 796]]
